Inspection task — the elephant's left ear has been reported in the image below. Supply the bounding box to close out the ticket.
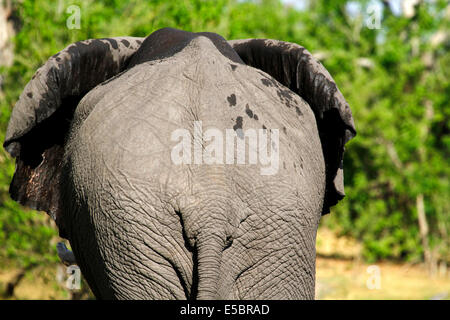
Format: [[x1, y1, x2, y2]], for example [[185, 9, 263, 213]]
[[229, 39, 356, 214], [3, 37, 143, 236]]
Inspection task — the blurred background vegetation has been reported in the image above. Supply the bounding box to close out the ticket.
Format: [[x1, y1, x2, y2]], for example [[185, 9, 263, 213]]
[[0, 0, 448, 299]]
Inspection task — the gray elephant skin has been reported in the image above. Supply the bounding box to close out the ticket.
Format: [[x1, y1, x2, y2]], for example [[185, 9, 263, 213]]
[[3, 28, 355, 299]]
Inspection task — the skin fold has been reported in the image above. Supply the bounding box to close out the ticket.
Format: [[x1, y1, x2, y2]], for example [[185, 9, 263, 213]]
[[3, 28, 355, 299]]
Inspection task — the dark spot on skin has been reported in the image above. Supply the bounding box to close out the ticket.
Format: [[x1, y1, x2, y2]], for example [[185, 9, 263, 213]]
[[227, 94, 236, 106], [230, 64, 237, 71], [261, 78, 275, 87], [121, 39, 130, 47], [262, 124, 267, 130], [282, 89, 294, 100], [245, 104, 253, 118], [234, 116, 243, 130], [103, 38, 118, 50], [283, 126, 287, 134], [233, 116, 244, 139], [244, 104, 259, 120], [136, 40, 142, 45], [295, 106, 303, 116], [271, 85, 297, 109], [56, 57, 61, 62], [277, 89, 295, 105], [27, 92, 33, 98]]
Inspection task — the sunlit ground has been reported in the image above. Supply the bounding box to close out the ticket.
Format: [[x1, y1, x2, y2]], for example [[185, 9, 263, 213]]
[[316, 257, 449, 300], [0, 228, 448, 300], [315, 228, 450, 300]]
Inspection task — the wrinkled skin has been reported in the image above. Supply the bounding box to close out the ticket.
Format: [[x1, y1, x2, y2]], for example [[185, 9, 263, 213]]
[[3, 28, 355, 299]]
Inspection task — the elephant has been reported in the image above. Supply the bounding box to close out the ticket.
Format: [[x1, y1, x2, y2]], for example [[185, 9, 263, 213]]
[[3, 27, 355, 299]]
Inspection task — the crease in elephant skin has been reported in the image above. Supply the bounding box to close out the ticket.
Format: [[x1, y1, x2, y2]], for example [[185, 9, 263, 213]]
[[3, 27, 355, 299]]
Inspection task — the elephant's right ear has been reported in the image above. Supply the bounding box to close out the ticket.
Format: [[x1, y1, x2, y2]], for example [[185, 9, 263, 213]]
[[229, 39, 356, 215], [3, 37, 143, 235]]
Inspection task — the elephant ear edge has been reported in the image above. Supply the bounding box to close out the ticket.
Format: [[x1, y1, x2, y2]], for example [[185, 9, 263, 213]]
[[3, 37, 143, 236], [229, 39, 356, 214]]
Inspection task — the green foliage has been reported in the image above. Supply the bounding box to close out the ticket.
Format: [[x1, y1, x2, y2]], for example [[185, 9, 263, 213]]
[[313, 0, 449, 263], [0, 0, 448, 266]]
